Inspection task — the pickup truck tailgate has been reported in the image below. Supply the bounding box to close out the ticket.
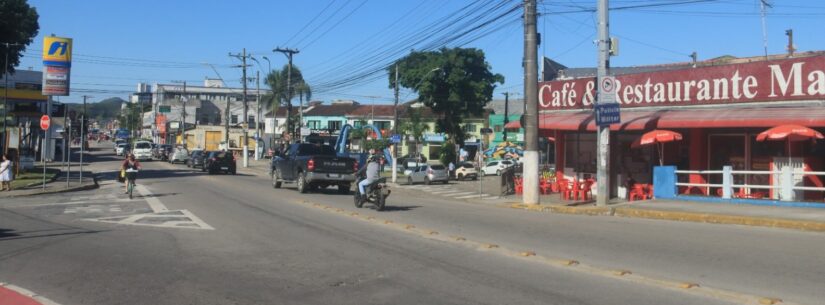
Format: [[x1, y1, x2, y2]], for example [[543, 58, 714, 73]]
[[313, 156, 355, 174]]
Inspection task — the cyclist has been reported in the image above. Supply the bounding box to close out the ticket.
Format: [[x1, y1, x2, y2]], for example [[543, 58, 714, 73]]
[[121, 153, 142, 193]]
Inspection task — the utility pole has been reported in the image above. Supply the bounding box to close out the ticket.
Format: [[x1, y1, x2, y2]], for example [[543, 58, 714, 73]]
[[502, 92, 510, 142], [230, 49, 252, 167], [392, 64, 400, 184], [255, 70, 261, 161], [759, 0, 772, 60], [785, 29, 795, 57], [80, 95, 91, 184], [172, 80, 187, 148], [595, 0, 611, 206], [522, 0, 540, 205], [273, 47, 299, 142]]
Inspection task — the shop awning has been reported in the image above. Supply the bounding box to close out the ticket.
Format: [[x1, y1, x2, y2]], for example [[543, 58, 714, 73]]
[[504, 106, 825, 131]]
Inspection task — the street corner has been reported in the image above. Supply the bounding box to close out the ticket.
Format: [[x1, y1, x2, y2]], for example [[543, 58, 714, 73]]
[[0, 283, 61, 305]]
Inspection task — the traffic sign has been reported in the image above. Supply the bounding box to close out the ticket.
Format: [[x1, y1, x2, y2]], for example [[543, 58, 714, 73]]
[[594, 103, 621, 126], [40, 115, 51, 131], [599, 76, 617, 103], [159, 105, 171, 113], [390, 134, 401, 144]]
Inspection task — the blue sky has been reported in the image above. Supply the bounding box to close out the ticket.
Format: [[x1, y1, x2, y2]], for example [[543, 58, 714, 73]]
[[17, 0, 825, 104]]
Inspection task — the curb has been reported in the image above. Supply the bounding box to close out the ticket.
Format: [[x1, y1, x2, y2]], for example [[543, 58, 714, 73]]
[[6, 176, 99, 198], [614, 207, 825, 232], [507, 202, 825, 233]]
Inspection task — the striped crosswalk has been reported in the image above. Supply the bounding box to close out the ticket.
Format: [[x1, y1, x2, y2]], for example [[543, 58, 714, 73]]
[[398, 184, 499, 200]]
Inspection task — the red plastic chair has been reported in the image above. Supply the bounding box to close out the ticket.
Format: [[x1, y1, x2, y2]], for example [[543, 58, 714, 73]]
[[558, 179, 573, 200], [539, 179, 553, 194], [514, 177, 524, 194], [576, 180, 594, 201], [629, 184, 648, 201]]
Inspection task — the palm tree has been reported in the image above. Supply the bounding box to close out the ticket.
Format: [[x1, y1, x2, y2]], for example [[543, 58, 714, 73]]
[[265, 65, 310, 137], [399, 106, 430, 155]]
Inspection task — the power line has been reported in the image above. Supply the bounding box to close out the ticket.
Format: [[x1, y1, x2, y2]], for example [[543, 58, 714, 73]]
[[281, 0, 338, 47]]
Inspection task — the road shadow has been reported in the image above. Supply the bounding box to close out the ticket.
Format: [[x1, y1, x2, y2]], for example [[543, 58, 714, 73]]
[[0, 228, 20, 239], [374, 205, 421, 212]]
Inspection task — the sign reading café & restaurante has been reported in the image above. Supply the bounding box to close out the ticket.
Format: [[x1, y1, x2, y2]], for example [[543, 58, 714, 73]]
[[540, 55, 825, 110]]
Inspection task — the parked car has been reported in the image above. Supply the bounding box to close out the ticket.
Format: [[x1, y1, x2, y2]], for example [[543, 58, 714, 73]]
[[271, 143, 357, 194], [114, 139, 126, 152], [398, 153, 427, 169], [152, 144, 170, 160], [169, 147, 189, 164], [454, 162, 478, 181], [481, 160, 515, 176], [202, 151, 236, 174], [407, 164, 449, 185], [187, 150, 205, 168], [115, 143, 129, 156], [132, 141, 153, 160]]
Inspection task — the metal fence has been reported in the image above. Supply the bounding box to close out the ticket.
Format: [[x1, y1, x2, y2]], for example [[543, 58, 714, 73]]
[[675, 166, 825, 201]]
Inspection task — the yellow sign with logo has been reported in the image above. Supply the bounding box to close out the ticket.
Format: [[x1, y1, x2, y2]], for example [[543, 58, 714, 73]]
[[42, 36, 73, 67]]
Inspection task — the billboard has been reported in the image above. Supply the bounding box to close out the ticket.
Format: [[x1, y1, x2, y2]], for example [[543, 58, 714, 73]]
[[41, 36, 73, 96]]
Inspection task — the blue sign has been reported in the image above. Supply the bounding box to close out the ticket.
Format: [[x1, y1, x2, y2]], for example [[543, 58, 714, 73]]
[[390, 134, 401, 144], [595, 103, 621, 126]]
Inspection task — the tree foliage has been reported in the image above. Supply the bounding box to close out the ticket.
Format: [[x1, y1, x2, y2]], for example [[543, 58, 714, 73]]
[[0, 0, 39, 73], [265, 64, 310, 112], [390, 47, 503, 144], [439, 142, 456, 167], [68, 97, 126, 121], [398, 106, 429, 144]]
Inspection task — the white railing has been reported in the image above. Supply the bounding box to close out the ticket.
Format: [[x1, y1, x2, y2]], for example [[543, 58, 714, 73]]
[[675, 166, 825, 201]]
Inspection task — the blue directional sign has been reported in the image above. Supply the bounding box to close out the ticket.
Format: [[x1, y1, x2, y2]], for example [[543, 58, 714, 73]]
[[390, 134, 401, 144], [594, 103, 621, 126]]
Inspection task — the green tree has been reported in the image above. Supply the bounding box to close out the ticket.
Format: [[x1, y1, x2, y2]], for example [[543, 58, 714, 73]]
[[0, 0, 39, 73], [265, 65, 310, 135], [439, 142, 457, 167], [390, 47, 503, 145], [398, 106, 430, 155]]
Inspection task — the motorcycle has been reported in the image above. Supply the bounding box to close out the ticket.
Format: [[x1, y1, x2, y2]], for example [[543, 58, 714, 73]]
[[354, 177, 390, 211]]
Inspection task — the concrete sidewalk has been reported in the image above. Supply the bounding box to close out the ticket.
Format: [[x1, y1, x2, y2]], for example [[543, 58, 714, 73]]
[[0, 171, 97, 199], [501, 195, 825, 232]]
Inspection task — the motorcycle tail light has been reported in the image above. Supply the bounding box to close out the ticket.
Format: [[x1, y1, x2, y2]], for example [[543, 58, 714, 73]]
[[353, 160, 358, 172]]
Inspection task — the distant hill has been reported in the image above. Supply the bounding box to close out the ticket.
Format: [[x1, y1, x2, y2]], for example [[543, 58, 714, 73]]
[[68, 97, 125, 121]]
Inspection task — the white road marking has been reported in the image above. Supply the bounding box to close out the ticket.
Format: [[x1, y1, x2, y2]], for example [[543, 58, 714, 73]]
[[136, 184, 168, 213], [455, 194, 493, 199]]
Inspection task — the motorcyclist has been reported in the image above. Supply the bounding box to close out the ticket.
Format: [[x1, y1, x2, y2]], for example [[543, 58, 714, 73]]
[[356, 149, 382, 202]]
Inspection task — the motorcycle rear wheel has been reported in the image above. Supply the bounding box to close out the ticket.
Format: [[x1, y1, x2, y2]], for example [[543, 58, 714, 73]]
[[375, 190, 385, 211]]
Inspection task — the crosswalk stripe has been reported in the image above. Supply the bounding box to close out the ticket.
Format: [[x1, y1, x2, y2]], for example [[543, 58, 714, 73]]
[[445, 192, 476, 197], [455, 194, 493, 199]]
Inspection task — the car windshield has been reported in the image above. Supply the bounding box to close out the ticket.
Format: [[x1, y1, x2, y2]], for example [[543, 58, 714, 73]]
[[461, 164, 474, 168], [118, 144, 128, 148], [430, 165, 445, 170], [135, 142, 151, 149]]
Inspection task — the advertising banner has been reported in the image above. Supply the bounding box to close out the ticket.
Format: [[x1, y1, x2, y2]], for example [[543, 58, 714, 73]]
[[41, 36, 73, 96], [539, 55, 825, 110]]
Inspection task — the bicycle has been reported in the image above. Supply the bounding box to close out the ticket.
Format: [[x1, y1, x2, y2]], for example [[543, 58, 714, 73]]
[[125, 168, 139, 199]]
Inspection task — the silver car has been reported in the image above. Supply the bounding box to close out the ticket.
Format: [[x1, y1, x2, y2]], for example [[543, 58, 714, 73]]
[[407, 164, 449, 185], [169, 147, 189, 164]]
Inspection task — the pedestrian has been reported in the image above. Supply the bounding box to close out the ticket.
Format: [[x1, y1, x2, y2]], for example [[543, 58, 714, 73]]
[[448, 161, 455, 179], [0, 154, 13, 191]]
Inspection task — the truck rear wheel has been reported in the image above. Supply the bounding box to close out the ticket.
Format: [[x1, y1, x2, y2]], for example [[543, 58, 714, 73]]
[[273, 169, 282, 188], [297, 172, 308, 193]]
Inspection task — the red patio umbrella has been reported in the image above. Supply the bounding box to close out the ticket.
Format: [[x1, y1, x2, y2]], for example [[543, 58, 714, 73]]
[[756, 124, 824, 164], [632, 130, 683, 166]]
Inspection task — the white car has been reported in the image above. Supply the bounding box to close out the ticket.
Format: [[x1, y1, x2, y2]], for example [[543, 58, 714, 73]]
[[132, 141, 153, 160], [481, 160, 515, 176], [115, 143, 129, 156]]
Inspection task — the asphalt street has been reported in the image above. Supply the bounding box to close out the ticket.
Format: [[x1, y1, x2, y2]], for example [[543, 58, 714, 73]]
[[1, 144, 822, 305]]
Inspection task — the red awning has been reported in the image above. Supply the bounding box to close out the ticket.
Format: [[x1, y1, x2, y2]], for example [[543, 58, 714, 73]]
[[504, 106, 825, 131]]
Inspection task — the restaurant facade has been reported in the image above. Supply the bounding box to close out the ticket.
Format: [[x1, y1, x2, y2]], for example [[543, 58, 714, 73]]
[[512, 52, 825, 202]]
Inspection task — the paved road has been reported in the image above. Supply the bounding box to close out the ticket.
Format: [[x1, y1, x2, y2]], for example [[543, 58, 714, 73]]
[[1, 144, 822, 305]]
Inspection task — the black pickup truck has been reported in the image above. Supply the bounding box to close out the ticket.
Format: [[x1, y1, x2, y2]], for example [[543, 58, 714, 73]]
[[271, 143, 357, 194]]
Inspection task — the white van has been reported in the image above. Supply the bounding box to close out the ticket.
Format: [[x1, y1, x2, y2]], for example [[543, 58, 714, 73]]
[[132, 141, 153, 160]]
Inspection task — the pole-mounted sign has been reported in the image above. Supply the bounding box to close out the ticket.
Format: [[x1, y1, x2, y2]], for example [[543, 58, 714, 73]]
[[41, 36, 73, 96]]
